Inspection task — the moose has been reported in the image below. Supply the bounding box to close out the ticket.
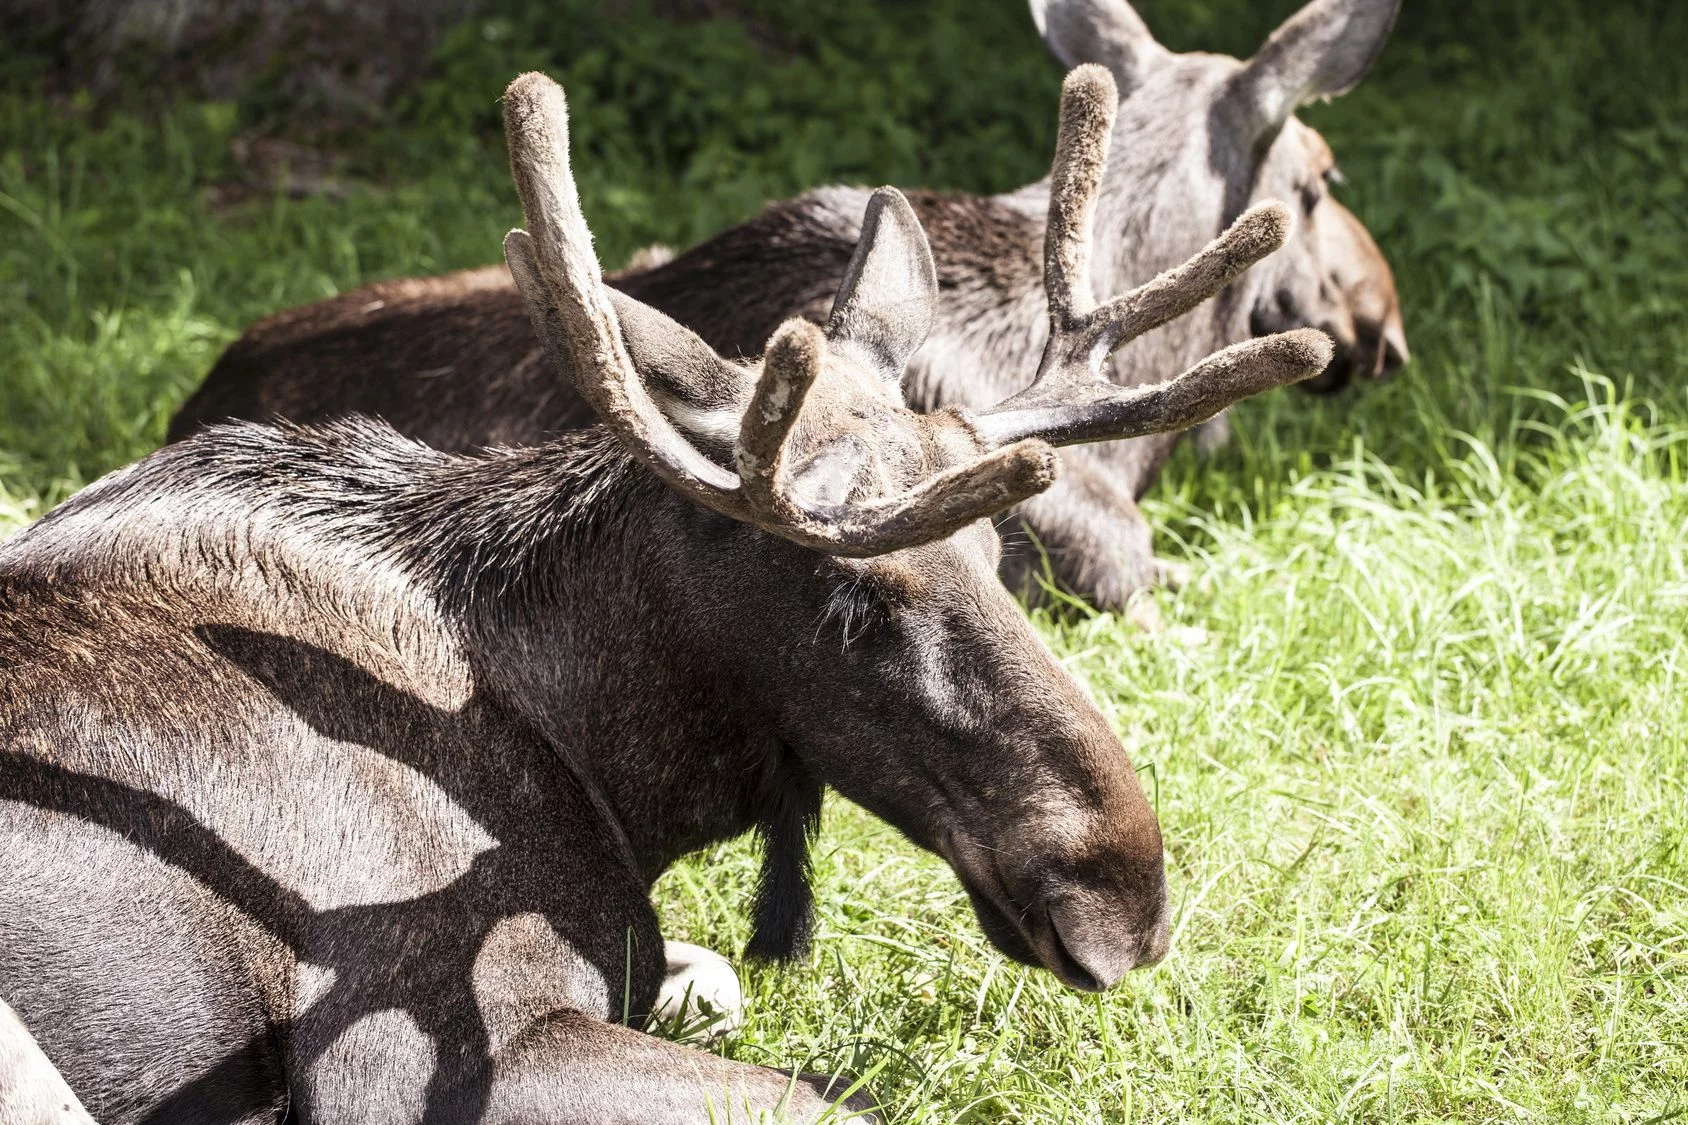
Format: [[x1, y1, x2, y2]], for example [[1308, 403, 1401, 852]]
[[169, 0, 1407, 610], [0, 69, 1327, 1122]]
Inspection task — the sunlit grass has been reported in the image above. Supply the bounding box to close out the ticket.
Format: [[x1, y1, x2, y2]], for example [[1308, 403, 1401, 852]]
[[651, 378, 1688, 1123], [3, 0, 1687, 1121]]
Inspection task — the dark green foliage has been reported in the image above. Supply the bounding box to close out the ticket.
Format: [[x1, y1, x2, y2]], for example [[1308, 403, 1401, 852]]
[[398, 0, 1065, 242]]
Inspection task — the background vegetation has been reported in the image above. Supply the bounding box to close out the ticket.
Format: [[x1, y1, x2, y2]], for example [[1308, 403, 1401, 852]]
[[2, 0, 1686, 1120]]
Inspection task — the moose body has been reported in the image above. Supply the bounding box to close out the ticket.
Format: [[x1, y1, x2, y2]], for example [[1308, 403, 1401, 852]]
[[171, 0, 1407, 608], [1, 71, 1329, 1121]]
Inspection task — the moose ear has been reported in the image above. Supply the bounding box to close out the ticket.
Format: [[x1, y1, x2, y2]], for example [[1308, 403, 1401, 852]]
[[1028, 0, 1168, 97], [604, 289, 749, 443], [825, 188, 938, 391], [1230, 0, 1399, 140]]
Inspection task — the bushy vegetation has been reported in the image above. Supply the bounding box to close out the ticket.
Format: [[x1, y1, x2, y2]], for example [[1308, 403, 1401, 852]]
[[3, 0, 1686, 1120]]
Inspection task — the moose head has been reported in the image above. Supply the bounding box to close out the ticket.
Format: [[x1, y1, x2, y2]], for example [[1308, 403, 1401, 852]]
[[499, 68, 1330, 988], [1032, 0, 1408, 392]]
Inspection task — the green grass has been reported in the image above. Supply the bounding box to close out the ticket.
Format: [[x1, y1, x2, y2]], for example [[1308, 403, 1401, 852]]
[[4, 0, 1688, 1121]]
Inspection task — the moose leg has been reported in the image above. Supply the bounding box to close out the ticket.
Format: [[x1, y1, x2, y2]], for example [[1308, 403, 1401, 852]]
[[0, 998, 98, 1125], [653, 941, 742, 1039], [1000, 455, 1174, 612], [485, 1009, 878, 1125]]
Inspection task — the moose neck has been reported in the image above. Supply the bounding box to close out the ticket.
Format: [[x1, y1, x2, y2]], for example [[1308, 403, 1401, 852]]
[[407, 431, 797, 887]]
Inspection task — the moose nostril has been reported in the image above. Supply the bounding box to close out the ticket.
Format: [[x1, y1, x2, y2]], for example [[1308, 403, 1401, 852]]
[[1043, 893, 1165, 991], [1044, 899, 1117, 992]]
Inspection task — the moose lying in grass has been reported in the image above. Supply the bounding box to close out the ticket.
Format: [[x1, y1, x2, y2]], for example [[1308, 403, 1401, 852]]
[[170, 0, 1406, 610], [0, 70, 1328, 1122]]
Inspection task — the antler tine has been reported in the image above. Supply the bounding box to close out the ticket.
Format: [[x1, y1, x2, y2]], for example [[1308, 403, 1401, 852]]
[[503, 74, 625, 406], [736, 319, 824, 519], [1003, 201, 1297, 418], [838, 442, 1060, 551], [974, 328, 1332, 448], [1045, 64, 1117, 329], [1040, 64, 1292, 375], [1087, 201, 1291, 359], [503, 75, 745, 512], [964, 62, 1328, 450]]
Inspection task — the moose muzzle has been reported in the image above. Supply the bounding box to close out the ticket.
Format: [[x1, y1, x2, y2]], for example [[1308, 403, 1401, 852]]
[[946, 805, 1170, 992]]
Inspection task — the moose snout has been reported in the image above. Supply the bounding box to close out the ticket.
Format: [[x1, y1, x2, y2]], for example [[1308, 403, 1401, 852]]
[[946, 819, 1169, 991], [1336, 306, 1409, 386], [1039, 887, 1171, 992]]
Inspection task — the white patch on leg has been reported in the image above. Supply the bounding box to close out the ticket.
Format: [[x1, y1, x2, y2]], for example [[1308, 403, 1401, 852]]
[[654, 940, 742, 1041]]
